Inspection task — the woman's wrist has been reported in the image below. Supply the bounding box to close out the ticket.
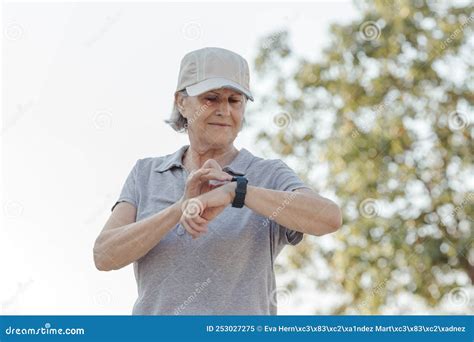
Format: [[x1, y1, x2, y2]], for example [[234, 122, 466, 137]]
[[224, 181, 237, 203]]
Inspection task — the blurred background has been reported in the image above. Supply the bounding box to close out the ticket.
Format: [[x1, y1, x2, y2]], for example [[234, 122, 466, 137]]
[[1, 0, 473, 315]]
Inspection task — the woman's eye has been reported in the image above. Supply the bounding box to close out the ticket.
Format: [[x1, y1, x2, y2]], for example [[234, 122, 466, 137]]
[[206, 97, 217, 101], [230, 99, 242, 103]]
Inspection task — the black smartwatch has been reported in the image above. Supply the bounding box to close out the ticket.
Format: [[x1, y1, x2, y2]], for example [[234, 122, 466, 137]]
[[230, 176, 248, 208]]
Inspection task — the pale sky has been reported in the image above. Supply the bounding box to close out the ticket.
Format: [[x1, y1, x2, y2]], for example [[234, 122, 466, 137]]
[[1, 1, 363, 314]]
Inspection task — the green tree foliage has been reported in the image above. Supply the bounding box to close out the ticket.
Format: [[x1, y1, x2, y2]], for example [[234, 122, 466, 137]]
[[253, 0, 473, 313]]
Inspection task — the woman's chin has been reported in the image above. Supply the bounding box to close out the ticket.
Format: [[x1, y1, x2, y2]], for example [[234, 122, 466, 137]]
[[206, 136, 234, 147]]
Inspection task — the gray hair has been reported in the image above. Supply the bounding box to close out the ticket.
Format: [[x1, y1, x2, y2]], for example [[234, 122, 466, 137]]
[[164, 89, 248, 133], [164, 89, 189, 133]]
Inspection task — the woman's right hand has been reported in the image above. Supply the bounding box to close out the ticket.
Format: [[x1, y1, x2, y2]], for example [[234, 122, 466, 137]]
[[179, 159, 233, 238], [180, 158, 233, 204]]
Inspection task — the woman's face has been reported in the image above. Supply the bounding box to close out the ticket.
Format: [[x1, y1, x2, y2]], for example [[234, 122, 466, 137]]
[[177, 88, 246, 148]]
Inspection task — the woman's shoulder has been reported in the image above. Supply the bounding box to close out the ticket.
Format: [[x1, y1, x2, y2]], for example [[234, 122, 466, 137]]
[[132, 146, 188, 173], [242, 149, 292, 173]]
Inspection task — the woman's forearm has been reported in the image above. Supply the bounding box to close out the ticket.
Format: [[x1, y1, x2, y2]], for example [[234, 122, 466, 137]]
[[94, 201, 182, 271], [243, 185, 342, 236]]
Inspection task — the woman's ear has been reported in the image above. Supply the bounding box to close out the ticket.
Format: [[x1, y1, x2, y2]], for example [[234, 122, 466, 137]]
[[175, 92, 186, 115]]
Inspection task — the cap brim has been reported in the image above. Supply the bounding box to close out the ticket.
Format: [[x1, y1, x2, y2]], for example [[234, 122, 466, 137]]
[[186, 77, 254, 101]]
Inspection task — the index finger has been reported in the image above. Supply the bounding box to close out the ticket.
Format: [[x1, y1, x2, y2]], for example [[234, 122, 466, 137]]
[[201, 159, 222, 171]]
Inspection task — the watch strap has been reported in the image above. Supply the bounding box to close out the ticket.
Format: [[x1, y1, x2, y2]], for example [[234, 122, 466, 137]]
[[231, 176, 248, 208]]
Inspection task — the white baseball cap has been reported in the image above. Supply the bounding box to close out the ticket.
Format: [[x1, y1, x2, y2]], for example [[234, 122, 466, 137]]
[[175, 47, 254, 101]]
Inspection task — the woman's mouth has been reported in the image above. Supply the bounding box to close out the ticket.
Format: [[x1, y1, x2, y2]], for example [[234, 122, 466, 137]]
[[208, 123, 231, 127]]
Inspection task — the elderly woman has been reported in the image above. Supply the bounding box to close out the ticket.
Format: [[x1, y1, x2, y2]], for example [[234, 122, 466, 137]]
[[93, 47, 342, 315]]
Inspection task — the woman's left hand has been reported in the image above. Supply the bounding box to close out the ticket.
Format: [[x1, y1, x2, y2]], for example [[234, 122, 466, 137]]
[[180, 182, 236, 239]]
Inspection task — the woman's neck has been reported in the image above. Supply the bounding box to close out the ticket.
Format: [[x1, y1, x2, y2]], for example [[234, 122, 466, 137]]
[[182, 144, 239, 172]]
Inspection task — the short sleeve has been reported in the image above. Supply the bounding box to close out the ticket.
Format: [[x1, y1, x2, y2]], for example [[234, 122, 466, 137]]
[[111, 160, 140, 212], [270, 160, 313, 246]]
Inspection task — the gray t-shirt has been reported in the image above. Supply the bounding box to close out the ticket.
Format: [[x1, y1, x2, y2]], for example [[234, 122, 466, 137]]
[[112, 145, 312, 315]]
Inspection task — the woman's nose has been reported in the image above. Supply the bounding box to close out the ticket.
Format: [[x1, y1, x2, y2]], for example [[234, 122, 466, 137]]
[[216, 100, 231, 116]]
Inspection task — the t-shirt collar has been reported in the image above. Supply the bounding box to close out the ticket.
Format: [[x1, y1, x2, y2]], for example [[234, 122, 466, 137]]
[[153, 145, 253, 176]]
